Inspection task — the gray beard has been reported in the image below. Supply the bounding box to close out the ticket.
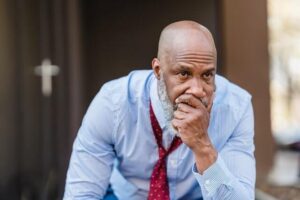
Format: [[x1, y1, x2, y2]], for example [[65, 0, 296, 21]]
[[157, 75, 178, 135]]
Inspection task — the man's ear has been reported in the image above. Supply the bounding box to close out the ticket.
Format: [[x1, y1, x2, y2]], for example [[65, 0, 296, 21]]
[[151, 58, 161, 80]]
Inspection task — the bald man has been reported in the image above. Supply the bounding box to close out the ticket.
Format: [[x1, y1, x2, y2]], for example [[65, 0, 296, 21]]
[[64, 21, 255, 200]]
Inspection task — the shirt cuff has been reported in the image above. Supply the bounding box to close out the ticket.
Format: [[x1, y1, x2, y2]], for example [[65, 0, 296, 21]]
[[192, 155, 233, 197]]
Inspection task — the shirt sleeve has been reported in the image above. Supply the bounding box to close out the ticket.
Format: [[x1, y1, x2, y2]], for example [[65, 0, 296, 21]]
[[193, 100, 256, 200], [63, 84, 116, 200]]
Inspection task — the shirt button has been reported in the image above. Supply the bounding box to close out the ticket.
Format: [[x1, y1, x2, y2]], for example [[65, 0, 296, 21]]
[[205, 179, 211, 186]]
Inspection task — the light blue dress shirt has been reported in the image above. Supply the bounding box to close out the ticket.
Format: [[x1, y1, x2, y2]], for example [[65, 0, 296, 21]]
[[64, 70, 255, 200]]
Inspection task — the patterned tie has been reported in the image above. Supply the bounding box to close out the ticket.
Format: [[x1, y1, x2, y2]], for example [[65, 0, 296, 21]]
[[148, 102, 182, 200]]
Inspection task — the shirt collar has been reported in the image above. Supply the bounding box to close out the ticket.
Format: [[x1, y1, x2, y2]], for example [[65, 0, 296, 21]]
[[150, 77, 167, 130]]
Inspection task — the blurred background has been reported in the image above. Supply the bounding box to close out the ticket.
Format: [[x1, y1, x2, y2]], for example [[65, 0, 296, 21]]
[[0, 0, 299, 199]]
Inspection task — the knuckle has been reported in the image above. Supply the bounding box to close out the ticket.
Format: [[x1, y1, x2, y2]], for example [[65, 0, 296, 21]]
[[193, 111, 202, 121], [177, 104, 182, 110]]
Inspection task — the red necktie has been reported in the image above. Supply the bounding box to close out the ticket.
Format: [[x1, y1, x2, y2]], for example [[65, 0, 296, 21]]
[[148, 102, 182, 200]]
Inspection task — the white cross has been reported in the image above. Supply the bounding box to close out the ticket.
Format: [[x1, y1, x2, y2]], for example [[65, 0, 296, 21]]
[[34, 59, 60, 97]]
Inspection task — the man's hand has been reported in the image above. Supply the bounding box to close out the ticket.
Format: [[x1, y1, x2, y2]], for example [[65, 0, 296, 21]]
[[172, 93, 217, 173]]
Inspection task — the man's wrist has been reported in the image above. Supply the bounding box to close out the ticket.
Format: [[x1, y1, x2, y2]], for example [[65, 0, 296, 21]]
[[192, 134, 217, 174]]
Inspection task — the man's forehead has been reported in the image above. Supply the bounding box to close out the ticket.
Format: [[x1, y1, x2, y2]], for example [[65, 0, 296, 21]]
[[175, 50, 216, 62], [169, 34, 217, 65]]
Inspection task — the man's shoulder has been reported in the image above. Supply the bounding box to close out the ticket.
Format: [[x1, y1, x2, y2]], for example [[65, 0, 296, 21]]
[[215, 74, 252, 109], [100, 69, 154, 104]]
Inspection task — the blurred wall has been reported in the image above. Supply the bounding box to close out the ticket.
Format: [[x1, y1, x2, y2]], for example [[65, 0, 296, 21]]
[[220, 0, 274, 183]]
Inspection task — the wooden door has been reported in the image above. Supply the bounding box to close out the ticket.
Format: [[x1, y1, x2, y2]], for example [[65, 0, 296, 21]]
[[0, 0, 82, 199]]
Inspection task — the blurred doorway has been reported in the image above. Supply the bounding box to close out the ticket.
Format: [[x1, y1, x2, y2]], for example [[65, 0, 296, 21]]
[[0, 0, 74, 199]]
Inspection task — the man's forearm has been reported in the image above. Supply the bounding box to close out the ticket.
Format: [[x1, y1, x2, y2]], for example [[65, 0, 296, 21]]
[[192, 133, 217, 173]]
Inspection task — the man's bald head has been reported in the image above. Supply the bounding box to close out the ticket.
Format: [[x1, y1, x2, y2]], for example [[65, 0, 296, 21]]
[[157, 21, 217, 64]]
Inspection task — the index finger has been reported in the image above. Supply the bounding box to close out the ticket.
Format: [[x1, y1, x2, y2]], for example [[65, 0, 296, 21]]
[[175, 93, 203, 109]]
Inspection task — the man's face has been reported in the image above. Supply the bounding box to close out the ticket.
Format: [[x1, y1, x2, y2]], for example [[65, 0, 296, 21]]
[[153, 27, 217, 128], [156, 50, 216, 109]]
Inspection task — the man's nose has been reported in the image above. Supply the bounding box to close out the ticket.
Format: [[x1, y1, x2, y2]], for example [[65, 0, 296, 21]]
[[185, 78, 206, 98]]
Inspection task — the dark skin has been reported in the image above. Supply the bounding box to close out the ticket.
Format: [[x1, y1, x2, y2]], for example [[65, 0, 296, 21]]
[[152, 21, 217, 173]]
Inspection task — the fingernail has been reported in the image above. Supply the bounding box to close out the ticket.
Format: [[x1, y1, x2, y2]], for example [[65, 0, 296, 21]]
[[201, 98, 208, 107], [173, 104, 178, 111]]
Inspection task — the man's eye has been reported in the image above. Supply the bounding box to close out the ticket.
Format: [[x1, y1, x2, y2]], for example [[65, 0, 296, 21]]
[[179, 71, 189, 78], [203, 72, 214, 79]]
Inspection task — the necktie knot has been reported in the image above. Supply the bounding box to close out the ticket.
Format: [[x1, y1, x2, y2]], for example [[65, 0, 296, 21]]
[[159, 147, 167, 157]]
